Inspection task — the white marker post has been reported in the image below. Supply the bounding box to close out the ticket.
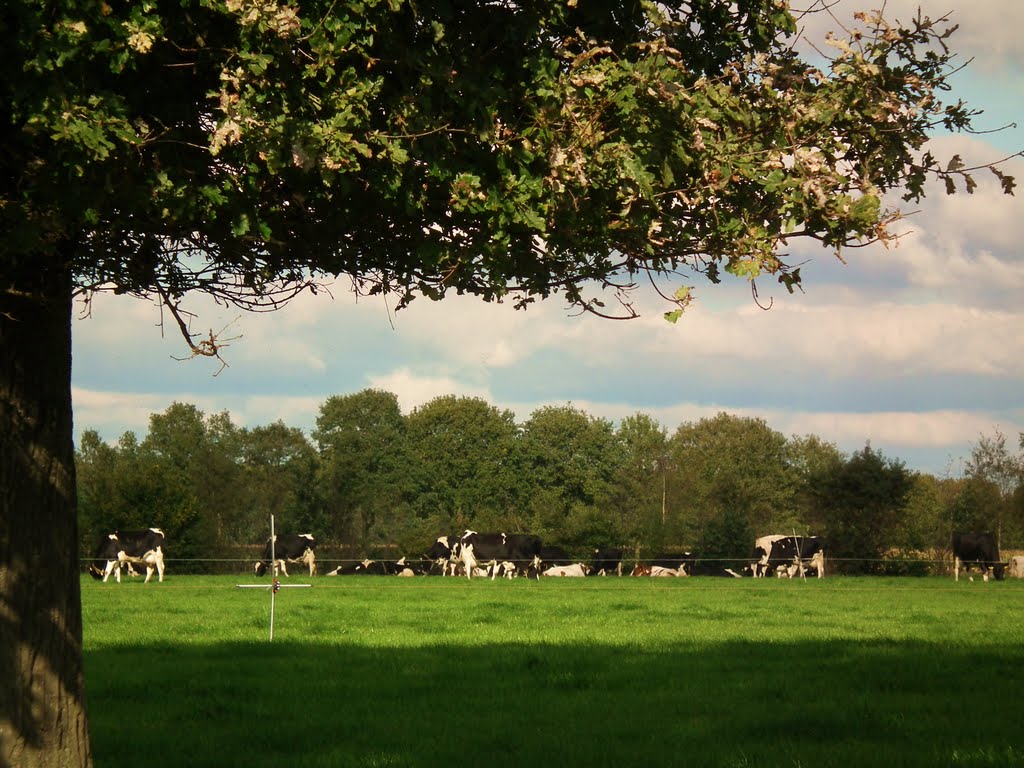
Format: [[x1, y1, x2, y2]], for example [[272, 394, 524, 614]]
[[236, 515, 311, 641]]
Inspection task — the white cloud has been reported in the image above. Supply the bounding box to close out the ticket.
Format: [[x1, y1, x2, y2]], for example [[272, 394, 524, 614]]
[[368, 367, 495, 414], [792, 0, 1024, 69], [72, 388, 167, 439]]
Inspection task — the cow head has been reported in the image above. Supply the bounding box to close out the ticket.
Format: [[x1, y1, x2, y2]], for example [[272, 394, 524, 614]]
[[993, 562, 1006, 581]]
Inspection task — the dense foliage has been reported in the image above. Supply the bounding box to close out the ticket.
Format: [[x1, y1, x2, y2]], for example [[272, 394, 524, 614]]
[[76, 393, 1024, 571]]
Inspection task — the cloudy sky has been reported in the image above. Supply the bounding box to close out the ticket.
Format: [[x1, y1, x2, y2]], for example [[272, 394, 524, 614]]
[[71, 0, 1024, 476]]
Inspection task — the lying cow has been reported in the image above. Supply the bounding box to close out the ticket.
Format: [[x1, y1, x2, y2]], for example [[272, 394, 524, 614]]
[[1010, 555, 1024, 579], [88, 528, 166, 584], [953, 532, 1005, 582], [254, 533, 317, 577], [538, 545, 572, 571], [631, 564, 686, 577], [652, 552, 695, 576], [542, 563, 591, 577], [325, 557, 425, 576]]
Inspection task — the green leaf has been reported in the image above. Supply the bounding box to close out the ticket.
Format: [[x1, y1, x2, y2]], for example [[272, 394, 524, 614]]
[[663, 309, 684, 324]]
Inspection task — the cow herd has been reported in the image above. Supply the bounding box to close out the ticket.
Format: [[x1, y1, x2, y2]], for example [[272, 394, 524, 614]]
[[86, 527, 1016, 584]]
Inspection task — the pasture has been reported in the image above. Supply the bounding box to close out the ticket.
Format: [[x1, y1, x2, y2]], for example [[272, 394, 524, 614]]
[[82, 575, 1023, 768]]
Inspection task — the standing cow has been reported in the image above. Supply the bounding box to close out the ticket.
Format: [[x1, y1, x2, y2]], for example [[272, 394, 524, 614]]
[[952, 532, 1005, 582], [589, 547, 624, 576], [425, 535, 461, 576], [254, 533, 317, 577], [751, 535, 825, 578], [88, 528, 166, 583], [456, 530, 543, 580]]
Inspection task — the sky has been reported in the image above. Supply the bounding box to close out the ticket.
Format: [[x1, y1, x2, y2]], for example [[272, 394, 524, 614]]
[[70, 0, 1024, 477]]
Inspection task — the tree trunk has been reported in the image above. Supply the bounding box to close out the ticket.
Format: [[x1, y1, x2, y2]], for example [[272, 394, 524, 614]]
[[0, 249, 93, 767]]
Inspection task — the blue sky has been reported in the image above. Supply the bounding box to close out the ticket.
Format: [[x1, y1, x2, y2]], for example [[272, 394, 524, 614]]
[[71, 0, 1024, 476]]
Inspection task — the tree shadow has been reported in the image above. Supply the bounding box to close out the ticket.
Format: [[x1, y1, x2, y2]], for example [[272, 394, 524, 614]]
[[85, 639, 1024, 768]]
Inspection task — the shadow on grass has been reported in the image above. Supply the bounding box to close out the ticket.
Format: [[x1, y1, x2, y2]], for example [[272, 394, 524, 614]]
[[86, 640, 1023, 768]]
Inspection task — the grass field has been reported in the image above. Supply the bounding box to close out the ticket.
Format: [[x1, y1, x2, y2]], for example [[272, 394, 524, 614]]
[[82, 575, 1024, 768]]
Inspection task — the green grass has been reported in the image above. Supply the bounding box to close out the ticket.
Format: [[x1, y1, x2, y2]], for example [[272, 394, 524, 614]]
[[82, 575, 1024, 768]]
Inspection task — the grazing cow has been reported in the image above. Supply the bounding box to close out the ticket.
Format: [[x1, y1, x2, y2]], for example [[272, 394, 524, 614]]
[[751, 535, 825, 578], [88, 528, 166, 583], [542, 563, 591, 577], [254, 533, 317, 577], [457, 530, 543, 580], [590, 547, 624, 576], [952, 533, 1005, 582]]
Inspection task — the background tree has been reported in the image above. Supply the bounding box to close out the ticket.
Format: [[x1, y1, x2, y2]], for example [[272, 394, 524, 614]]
[[816, 444, 914, 574], [313, 389, 409, 551], [2, 0, 1013, 764], [963, 429, 1024, 548], [134, 404, 243, 571], [515, 404, 619, 545], [404, 395, 520, 532], [608, 413, 671, 555], [668, 413, 797, 553], [76, 430, 133, 560], [784, 434, 845, 534], [237, 421, 319, 542]]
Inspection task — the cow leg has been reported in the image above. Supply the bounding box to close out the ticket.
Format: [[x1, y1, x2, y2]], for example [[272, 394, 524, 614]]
[[955, 556, 961, 582], [461, 544, 477, 580], [299, 547, 316, 576]]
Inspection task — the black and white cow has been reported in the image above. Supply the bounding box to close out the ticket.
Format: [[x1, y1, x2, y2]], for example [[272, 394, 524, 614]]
[[456, 530, 543, 580], [542, 563, 591, 577], [751, 535, 825, 578], [425, 535, 461, 576], [652, 552, 696, 575], [952, 532, 1005, 582], [630, 563, 686, 577], [325, 557, 422, 576], [88, 528, 166, 583], [589, 547, 624, 576], [254, 533, 317, 577]]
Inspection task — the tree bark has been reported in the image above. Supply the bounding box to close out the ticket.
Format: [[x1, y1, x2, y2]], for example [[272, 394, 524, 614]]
[[0, 248, 93, 767]]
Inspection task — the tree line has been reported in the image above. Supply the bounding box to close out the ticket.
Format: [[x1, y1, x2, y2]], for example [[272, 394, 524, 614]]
[[76, 390, 1024, 574]]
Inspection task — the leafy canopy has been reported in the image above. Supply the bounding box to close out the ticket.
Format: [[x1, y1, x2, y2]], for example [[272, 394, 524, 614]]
[[4, 0, 1015, 338]]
